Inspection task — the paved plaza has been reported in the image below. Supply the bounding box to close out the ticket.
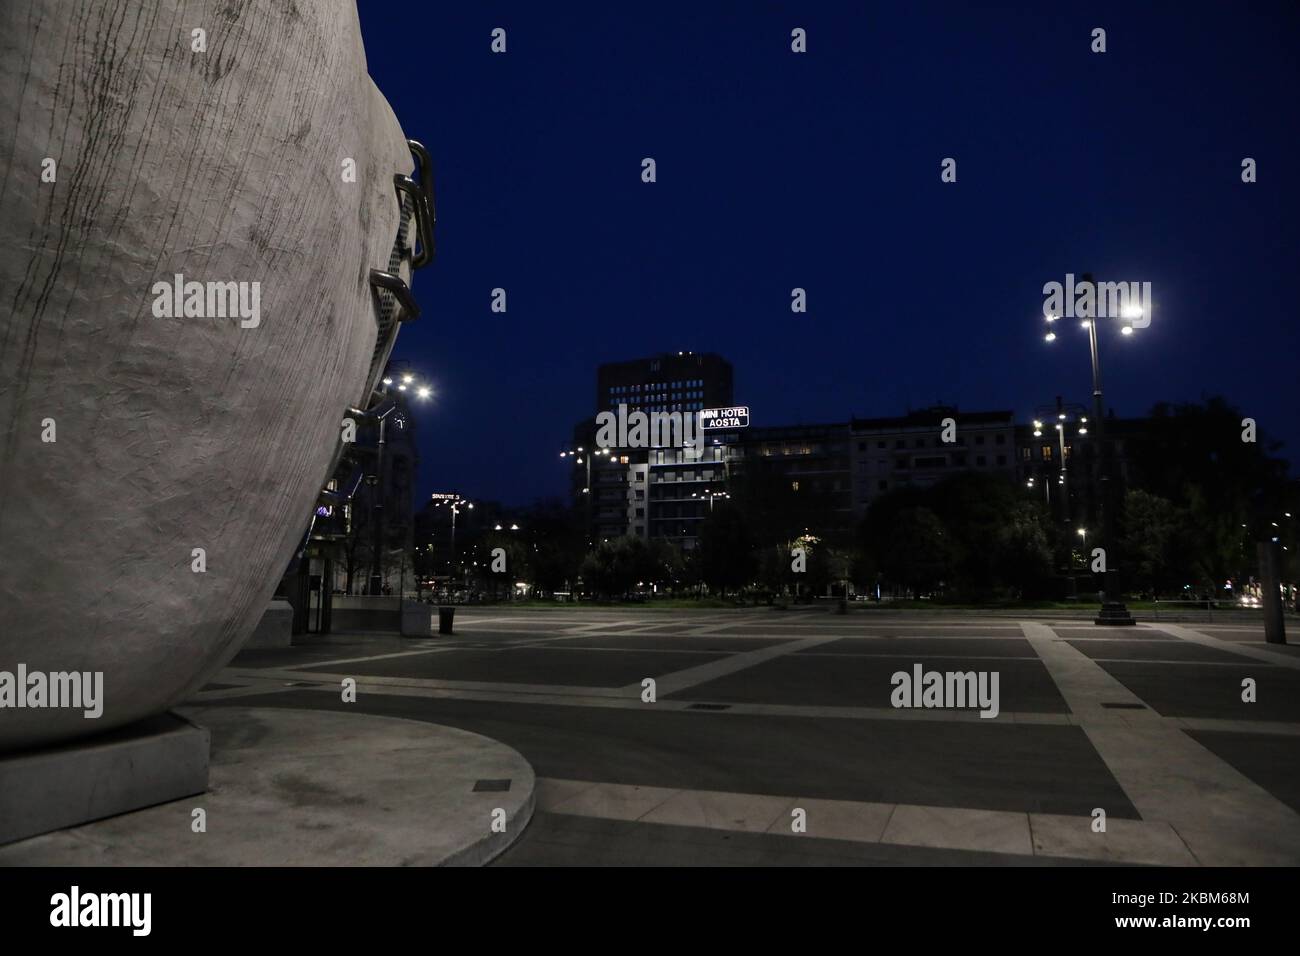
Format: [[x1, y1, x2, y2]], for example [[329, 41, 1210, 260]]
[[176, 606, 1300, 866]]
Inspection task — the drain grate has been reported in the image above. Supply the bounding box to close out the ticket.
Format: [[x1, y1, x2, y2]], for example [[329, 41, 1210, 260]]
[[1101, 702, 1147, 709], [473, 778, 512, 793], [687, 703, 732, 711]]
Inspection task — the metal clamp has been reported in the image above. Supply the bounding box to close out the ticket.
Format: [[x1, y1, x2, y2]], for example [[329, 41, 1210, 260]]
[[407, 139, 435, 217], [393, 174, 434, 269], [368, 269, 419, 321], [394, 139, 436, 269]]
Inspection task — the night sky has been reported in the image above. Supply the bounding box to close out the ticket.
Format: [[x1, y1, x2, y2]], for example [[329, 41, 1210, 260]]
[[357, 1, 1300, 507]]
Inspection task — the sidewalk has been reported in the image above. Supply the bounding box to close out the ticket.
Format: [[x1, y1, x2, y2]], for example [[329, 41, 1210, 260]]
[[0, 706, 535, 866]]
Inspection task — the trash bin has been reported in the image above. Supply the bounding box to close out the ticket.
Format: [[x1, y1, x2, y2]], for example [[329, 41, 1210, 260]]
[[438, 606, 455, 635]]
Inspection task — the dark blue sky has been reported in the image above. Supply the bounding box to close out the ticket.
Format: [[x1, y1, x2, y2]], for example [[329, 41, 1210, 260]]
[[358, 1, 1300, 507]]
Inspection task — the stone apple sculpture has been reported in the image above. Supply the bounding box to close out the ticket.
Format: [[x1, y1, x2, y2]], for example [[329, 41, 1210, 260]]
[[0, 0, 430, 750]]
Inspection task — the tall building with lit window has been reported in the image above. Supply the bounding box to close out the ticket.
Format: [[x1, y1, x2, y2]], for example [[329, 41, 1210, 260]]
[[595, 351, 733, 415], [569, 353, 735, 546]]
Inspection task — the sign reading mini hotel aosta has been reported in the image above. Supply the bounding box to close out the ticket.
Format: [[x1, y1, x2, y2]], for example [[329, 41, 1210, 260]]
[[699, 406, 750, 430]]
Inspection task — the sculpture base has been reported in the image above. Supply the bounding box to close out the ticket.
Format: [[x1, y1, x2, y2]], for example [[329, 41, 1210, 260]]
[[0, 707, 534, 866], [0, 712, 209, 845], [402, 602, 434, 637], [1094, 602, 1137, 626], [245, 599, 295, 648]]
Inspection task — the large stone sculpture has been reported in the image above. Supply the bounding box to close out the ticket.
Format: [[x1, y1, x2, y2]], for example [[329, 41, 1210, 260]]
[[0, 0, 428, 750]]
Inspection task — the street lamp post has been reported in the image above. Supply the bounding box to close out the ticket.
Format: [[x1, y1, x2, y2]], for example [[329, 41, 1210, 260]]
[[1027, 475, 1049, 506], [368, 408, 391, 596], [1033, 399, 1089, 525], [357, 367, 433, 595], [450, 499, 471, 569], [1043, 273, 1137, 625], [691, 489, 729, 513], [430, 493, 473, 595], [562, 447, 609, 546]]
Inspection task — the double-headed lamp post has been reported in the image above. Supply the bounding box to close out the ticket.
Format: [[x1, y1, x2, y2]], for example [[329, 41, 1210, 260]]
[[1043, 276, 1140, 625], [560, 447, 610, 545], [1031, 398, 1089, 524], [691, 489, 730, 513], [354, 368, 433, 595], [430, 494, 473, 581]]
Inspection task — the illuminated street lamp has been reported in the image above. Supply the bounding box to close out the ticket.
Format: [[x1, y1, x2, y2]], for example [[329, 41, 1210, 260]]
[[561, 446, 610, 545], [431, 494, 473, 575], [354, 363, 434, 595], [691, 489, 730, 513], [1041, 273, 1139, 625]]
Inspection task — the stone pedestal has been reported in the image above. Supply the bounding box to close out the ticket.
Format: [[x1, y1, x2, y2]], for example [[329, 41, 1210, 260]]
[[401, 602, 434, 637], [1095, 602, 1137, 626], [245, 599, 295, 649], [0, 712, 209, 845]]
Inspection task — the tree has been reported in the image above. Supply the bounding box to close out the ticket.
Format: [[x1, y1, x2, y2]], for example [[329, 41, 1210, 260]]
[[861, 498, 954, 599], [729, 463, 839, 548], [859, 472, 1058, 601], [520, 497, 586, 595], [1119, 489, 1193, 597], [698, 504, 758, 596], [990, 498, 1054, 599], [578, 536, 662, 599], [1129, 397, 1290, 588]]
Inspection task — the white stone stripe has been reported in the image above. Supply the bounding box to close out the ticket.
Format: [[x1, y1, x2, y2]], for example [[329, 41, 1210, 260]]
[[621, 634, 842, 695], [535, 778, 1198, 865], [191, 683, 304, 702], [1020, 621, 1300, 865], [220, 666, 633, 698], [289, 646, 463, 669], [1148, 622, 1300, 670], [708, 623, 1027, 631]]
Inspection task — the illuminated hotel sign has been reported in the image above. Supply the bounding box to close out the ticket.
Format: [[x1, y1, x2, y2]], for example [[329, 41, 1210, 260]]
[[699, 406, 750, 430]]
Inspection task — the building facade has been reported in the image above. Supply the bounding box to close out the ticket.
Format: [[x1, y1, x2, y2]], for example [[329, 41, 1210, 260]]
[[850, 407, 1017, 514], [570, 352, 736, 547]]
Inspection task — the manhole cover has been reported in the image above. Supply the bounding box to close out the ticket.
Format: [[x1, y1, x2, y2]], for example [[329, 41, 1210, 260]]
[[473, 778, 512, 793], [687, 703, 732, 711], [1101, 702, 1146, 709]]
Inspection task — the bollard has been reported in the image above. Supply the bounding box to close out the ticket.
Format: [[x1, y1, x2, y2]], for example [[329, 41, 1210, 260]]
[[438, 606, 455, 635]]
